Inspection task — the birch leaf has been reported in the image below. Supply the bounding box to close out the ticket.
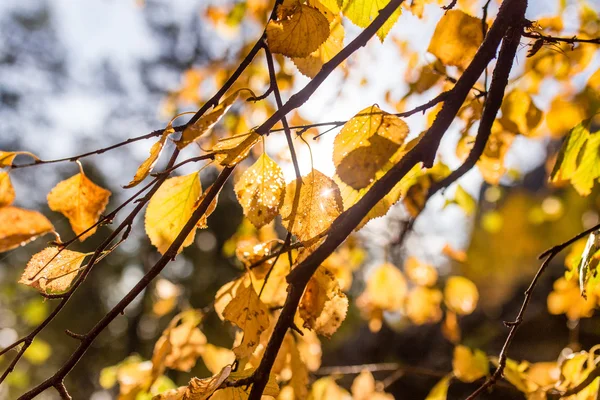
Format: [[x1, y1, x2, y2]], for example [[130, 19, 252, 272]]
[[125, 128, 172, 188], [452, 345, 489, 383], [425, 374, 452, 400], [333, 105, 409, 190], [0, 171, 15, 207], [577, 230, 600, 298], [427, 10, 483, 69], [444, 276, 479, 315], [234, 153, 285, 229], [47, 168, 111, 241], [222, 282, 270, 358], [212, 132, 261, 167], [0, 151, 39, 167], [19, 247, 86, 294], [280, 169, 343, 244], [342, 0, 402, 42], [292, 17, 344, 78], [175, 91, 240, 150], [299, 266, 348, 337], [266, 2, 330, 58], [145, 172, 201, 254], [0, 207, 55, 253]]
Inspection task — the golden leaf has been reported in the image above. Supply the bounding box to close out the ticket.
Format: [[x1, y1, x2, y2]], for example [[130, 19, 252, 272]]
[[405, 287, 443, 325], [47, 167, 111, 241], [175, 91, 240, 150], [333, 105, 409, 190], [144, 172, 201, 254], [19, 247, 86, 294], [351, 370, 394, 400], [195, 184, 220, 229], [444, 276, 479, 315], [404, 257, 438, 287], [280, 169, 343, 244], [0, 206, 54, 253], [292, 17, 344, 78], [153, 310, 206, 373], [212, 132, 261, 167], [425, 374, 452, 400], [266, 2, 330, 58], [363, 263, 407, 311], [222, 282, 270, 358], [158, 365, 232, 400], [234, 153, 286, 229], [125, 128, 172, 188], [152, 279, 182, 317], [452, 345, 489, 383], [210, 368, 280, 399], [200, 344, 235, 375], [0, 150, 39, 168], [299, 266, 348, 337], [342, 0, 402, 42], [309, 377, 351, 399], [499, 90, 543, 137], [427, 10, 483, 69], [545, 97, 588, 138], [0, 171, 16, 207]]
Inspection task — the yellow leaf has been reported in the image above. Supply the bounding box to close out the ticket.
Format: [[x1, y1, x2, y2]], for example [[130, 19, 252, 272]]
[[351, 370, 394, 400], [292, 17, 344, 78], [334, 105, 409, 190], [175, 91, 240, 150], [280, 169, 343, 244], [200, 344, 235, 375], [364, 263, 407, 310], [342, 0, 402, 42], [545, 97, 588, 138], [125, 128, 172, 189], [299, 265, 348, 337], [212, 132, 261, 167], [47, 168, 111, 241], [19, 247, 87, 294], [425, 374, 452, 400], [569, 130, 600, 196], [236, 239, 283, 278], [499, 90, 543, 137], [405, 287, 443, 325], [222, 282, 270, 358], [547, 277, 596, 321], [441, 311, 461, 344], [195, 184, 220, 229], [0, 171, 16, 207], [235, 153, 286, 229], [309, 377, 352, 400], [452, 345, 489, 383], [153, 310, 206, 373], [266, 2, 330, 58], [317, 0, 341, 13], [160, 365, 232, 400], [444, 276, 479, 315], [152, 279, 182, 317], [0, 206, 54, 253], [145, 172, 201, 254], [427, 10, 483, 69], [0, 150, 39, 168], [404, 257, 438, 287], [210, 368, 280, 399]]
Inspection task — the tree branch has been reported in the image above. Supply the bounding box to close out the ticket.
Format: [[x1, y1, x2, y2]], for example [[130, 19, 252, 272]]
[[523, 30, 600, 45]]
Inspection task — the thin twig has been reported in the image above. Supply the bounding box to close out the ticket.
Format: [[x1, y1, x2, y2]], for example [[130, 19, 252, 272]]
[[523, 30, 600, 45]]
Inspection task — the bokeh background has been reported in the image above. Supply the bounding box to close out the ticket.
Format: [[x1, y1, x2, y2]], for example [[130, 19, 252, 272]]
[[1, 0, 600, 399]]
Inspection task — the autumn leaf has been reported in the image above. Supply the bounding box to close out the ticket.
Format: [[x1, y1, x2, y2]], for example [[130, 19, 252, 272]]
[[266, 2, 330, 58], [425, 374, 452, 400], [145, 172, 201, 254], [404, 257, 438, 287], [427, 10, 483, 69], [155, 365, 232, 400], [576, 230, 600, 298], [200, 344, 235, 375], [444, 276, 479, 315], [0, 150, 39, 168], [351, 370, 394, 400], [405, 287, 443, 325], [234, 153, 286, 229], [19, 247, 87, 294], [47, 166, 111, 241], [195, 184, 219, 229], [299, 265, 348, 337], [309, 377, 351, 399], [212, 132, 261, 167], [222, 282, 270, 358], [0, 171, 16, 207], [292, 16, 344, 78], [175, 91, 240, 150], [443, 185, 476, 216], [0, 206, 55, 253], [499, 90, 543, 136], [452, 345, 489, 383], [125, 127, 172, 188], [211, 368, 280, 399], [334, 105, 409, 190], [280, 169, 343, 244], [362, 262, 407, 311], [342, 0, 402, 42]]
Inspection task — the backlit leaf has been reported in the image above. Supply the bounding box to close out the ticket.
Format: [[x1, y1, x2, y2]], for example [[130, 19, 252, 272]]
[[334, 105, 409, 190], [443, 185, 476, 216], [292, 17, 344, 78], [212, 132, 261, 167], [452, 345, 489, 383], [200, 344, 235, 375], [175, 91, 240, 150], [0, 150, 39, 168], [47, 167, 111, 241], [425, 374, 452, 400], [0, 171, 15, 207], [299, 265, 348, 337], [155, 365, 232, 400], [444, 276, 479, 315], [342, 0, 402, 42], [405, 287, 443, 325], [266, 2, 330, 58], [351, 370, 393, 400], [19, 247, 87, 294], [364, 262, 407, 310], [125, 128, 172, 189], [222, 282, 270, 358], [280, 169, 343, 244], [0, 206, 54, 253], [577, 230, 600, 298], [234, 153, 285, 229], [23, 339, 52, 365], [404, 257, 438, 287], [145, 172, 201, 254], [427, 10, 483, 69], [499, 90, 543, 136]]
